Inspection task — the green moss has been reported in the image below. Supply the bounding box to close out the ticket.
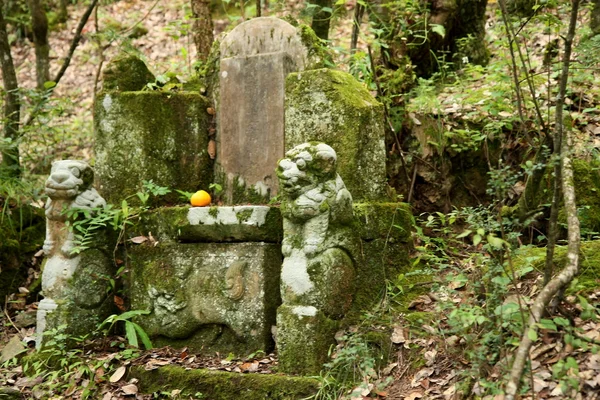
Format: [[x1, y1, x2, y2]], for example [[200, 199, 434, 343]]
[[277, 305, 339, 375], [94, 91, 212, 206], [285, 69, 387, 200], [130, 365, 319, 399], [0, 204, 45, 301], [513, 241, 600, 293], [353, 202, 413, 243], [208, 206, 219, 218], [236, 209, 253, 223], [102, 54, 155, 92], [404, 311, 435, 327], [297, 24, 334, 68]]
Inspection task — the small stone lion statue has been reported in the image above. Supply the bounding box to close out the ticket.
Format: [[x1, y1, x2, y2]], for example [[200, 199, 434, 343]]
[[277, 142, 356, 318], [43, 160, 106, 258], [276, 142, 359, 374]]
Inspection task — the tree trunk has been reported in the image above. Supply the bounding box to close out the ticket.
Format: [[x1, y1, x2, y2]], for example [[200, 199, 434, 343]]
[[190, 0, 213, 62], [27, 0, 50, 89], [592, 0, 600, 36], [0, 0, 21, 177], [57, 0, 68, 24], [310, 0, 332, 41], [506, 0, 536, 17]]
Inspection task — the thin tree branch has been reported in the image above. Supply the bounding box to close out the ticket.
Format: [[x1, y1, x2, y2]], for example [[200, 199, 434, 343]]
[[53, 0, 99, 85], [505, 1, 581, 397], [23, 0, 98, 128]]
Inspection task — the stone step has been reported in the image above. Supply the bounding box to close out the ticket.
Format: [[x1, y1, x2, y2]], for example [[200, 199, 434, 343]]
[[130, 365, 319, 399]]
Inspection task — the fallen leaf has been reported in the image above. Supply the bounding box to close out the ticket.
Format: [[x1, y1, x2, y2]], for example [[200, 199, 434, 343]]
[[382, 362, 398, 375], [109, 366, 126, 383], [208, 139, 216, 159], [391, 326, 406, 344], [121, 383, 138, 395], [114, 295, 126, 312], [405, 392, 423, 400], [129, 236, 148, 244], [411, 368, 434, 387], [424, 349, 437, 366]]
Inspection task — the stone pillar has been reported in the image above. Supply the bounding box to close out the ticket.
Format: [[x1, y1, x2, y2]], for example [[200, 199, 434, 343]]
[[36, 161, 114, 347], [275, 143, 359, 374], [216, 17, 310, 204], [285, 68, 388, 201]]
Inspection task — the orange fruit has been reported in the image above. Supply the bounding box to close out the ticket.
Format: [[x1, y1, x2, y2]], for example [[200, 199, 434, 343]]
[[190, 190, 211, 207]]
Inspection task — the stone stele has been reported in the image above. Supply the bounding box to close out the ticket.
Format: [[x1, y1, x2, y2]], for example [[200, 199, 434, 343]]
[[275, 142, 359, 374], [37, 161, 114, 347], [216, 17, 309, 203]]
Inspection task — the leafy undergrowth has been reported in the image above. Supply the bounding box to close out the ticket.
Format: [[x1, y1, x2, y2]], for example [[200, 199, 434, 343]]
[[1, 339, 281, 399]]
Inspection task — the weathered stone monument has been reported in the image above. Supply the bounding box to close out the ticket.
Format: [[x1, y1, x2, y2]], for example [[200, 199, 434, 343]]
[[37, 160, 113, 347], [128, 208, 282, 354], [94, 56, 212, 206], [216, 17, 319, 203], [68, 16, 415, 389], [276, 143, 359, 374]]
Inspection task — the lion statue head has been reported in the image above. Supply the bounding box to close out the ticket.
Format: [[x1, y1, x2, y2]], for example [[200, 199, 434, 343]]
[[277, 142, 338, 199], [45, 160, 106, 212]]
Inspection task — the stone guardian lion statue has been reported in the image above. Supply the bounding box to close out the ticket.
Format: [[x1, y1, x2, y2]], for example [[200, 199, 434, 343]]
[[276, 142, 358, 374]]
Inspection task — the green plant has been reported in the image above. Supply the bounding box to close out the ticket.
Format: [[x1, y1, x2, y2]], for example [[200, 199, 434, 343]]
[[309, 332, 381, 400], [98, 310, 153, 350], [66, 180, 170, 255]]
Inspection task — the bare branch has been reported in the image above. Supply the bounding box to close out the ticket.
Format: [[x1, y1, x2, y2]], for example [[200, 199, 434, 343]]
[[505, 1, 581, 397]]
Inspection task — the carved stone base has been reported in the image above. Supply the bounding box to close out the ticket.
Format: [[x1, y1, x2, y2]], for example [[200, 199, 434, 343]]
[[129, 242, 281, 355], [276, 305, 338, 375]]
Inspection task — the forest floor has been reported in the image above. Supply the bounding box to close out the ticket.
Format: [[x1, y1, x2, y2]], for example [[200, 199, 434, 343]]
[[2, 0, 600, 399]]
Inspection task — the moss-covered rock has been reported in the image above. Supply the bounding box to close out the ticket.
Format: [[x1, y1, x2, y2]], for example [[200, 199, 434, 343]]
[[285, 69, 388, 201], [40, 247, 115, 340], [518, 158, 600, 236], [349, 202, 413, 319], [513, 241, 600, 293], [276, 304, 339, 375], [102, 54, 155, 92], [0, 204, 45, 301], [94, 91, 212, 206], [130, 205, 283, 243], [130, 365, 319, 399], [128, 242, 281, 355]]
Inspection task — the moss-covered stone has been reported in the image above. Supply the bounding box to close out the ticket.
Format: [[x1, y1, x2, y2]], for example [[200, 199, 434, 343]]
[[519, 158, 600, 235], [285, 69, 388, 201], [347, 202, 413, 320], [41, 248, 115, 339], [102, 54, 155, 92], [131, 205, 283, 243], [0, 204, 45, 301], [94, 91, 212, 206], [130, 365, 319, 399], [128, 242, 281, 355], [513, 241, 600, 293], [276, 305, 339, 375]]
